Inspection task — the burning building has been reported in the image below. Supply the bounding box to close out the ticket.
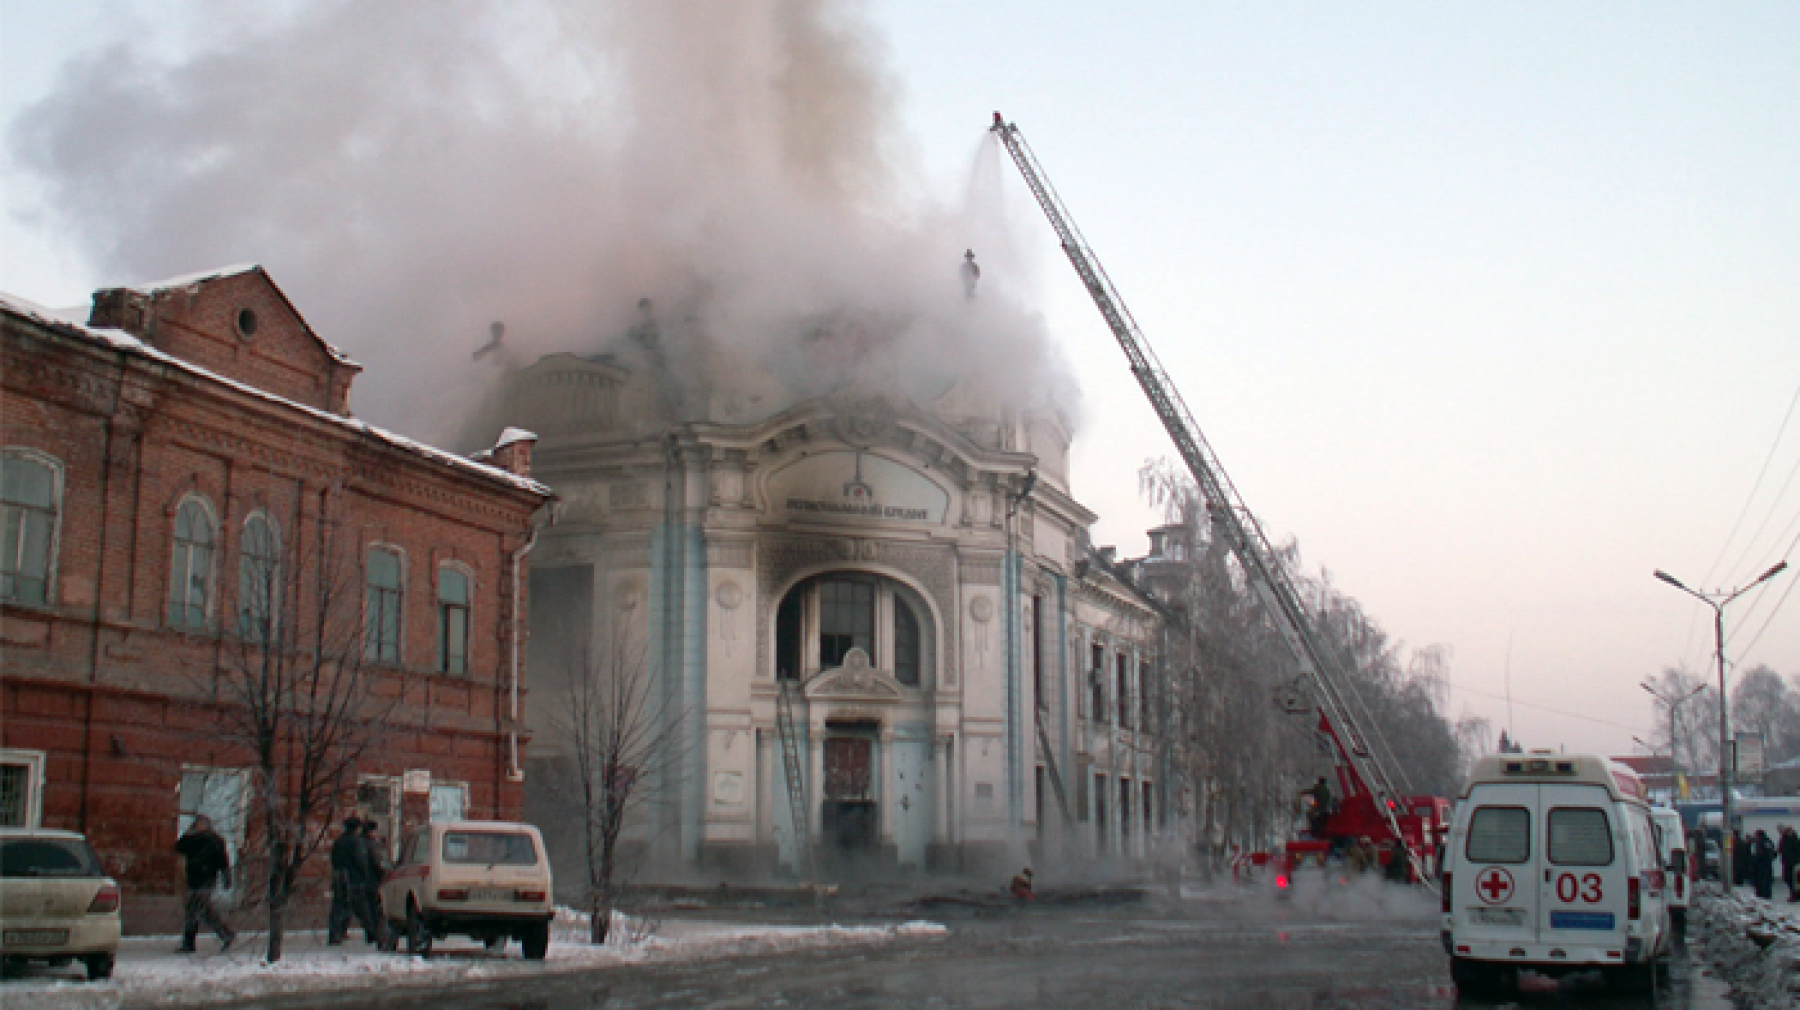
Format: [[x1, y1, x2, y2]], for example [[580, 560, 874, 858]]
[[488, 287, 1176, 884]]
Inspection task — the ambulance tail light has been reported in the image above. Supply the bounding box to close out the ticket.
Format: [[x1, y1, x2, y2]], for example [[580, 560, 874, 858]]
[[1442, 873, 1452, 914], [1627, 876, 1641, 921]]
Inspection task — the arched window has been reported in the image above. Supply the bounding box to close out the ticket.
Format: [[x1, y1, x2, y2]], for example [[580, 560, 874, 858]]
[[437, 565, 470, 675], [237, 513, 281, 642], [364, 546, 404, 663], [1, 451, 60, 606], [168, 498, 217, 629], [773, 573, 933, 688]]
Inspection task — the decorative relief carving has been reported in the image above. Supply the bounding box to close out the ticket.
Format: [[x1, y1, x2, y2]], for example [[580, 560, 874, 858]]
[[804, 648, 903, 701]]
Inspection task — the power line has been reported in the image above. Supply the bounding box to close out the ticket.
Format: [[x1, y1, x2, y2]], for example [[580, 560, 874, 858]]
[[1708, 382, 1800, 587], [1446, 680, 1646, 734], [1732, 529, 1800, 661]]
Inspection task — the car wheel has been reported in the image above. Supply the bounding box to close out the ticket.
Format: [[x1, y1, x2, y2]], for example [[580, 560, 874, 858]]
[[85, 952, 115, 980], [521, 921, 549, 960], [406, 901, 434, 957]]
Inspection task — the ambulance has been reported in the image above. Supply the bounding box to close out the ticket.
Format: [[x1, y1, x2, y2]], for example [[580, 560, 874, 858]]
[[1649, 807, 1689, 934], [1442, 752, 1672, 995]]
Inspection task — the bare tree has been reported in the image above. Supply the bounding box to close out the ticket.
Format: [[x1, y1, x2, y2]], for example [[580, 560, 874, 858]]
[[551, 632, 685, 944], [207, 506, 396, 962]]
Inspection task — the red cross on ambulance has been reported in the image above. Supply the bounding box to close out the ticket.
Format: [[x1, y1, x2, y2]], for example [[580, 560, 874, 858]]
[[1475, 867, 1514, 905]]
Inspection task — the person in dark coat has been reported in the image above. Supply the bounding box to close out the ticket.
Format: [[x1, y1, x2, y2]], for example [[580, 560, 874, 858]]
[[360, 819, 392, 944], [1749, 829, 1778, 900], [1733, 830, 1749, 888], [327, 816, 376, 944], [173, 815, 236, 953], [1779, 825, 1800, 902]]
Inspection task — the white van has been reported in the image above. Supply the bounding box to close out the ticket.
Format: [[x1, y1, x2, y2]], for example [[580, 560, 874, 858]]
[[1442, 753, 1671, 996], [1648, 807, 1689, 934]]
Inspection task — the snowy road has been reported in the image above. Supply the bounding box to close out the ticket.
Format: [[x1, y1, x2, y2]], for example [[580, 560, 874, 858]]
[[274, 895, 1732, 1009]]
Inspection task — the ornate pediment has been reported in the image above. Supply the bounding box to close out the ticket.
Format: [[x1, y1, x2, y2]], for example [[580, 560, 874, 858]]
[[804, 648, 904, 701]]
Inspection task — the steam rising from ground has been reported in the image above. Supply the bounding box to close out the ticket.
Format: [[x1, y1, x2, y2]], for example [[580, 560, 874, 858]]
[[11, 0, 1075, 441]]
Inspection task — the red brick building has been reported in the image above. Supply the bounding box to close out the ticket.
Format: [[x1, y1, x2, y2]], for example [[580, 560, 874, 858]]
[[1, 266, 553, 928]]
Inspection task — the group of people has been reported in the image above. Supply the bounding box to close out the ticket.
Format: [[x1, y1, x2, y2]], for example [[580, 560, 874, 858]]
[[170, 812, 392, 953], [1734, 824, 1800, 902], [328, 816, 392, 945]]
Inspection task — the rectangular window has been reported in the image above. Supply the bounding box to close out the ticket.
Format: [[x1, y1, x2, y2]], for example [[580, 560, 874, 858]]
[[0, 750, 45, 828], [364, 547, 403, 663], [178, 767, 247, 881], [1090, 644, 1106, 722], [442, 830, 537, 866], [0, 456, 57, 606], [430, 782, 468, 822], [1548, 808, 1614, 866], [818, 579, 873, 667], [1116, 654, 1131, 728], [437, 567, 470, 675], [1140, 659, 1154, 732], [1029, 595, 1044, 706], [1093, 773, 1107, 840], [1466, 806, 1531, 864], [1144, 780, 1154, 834], [1120, 779, 1132, 838]]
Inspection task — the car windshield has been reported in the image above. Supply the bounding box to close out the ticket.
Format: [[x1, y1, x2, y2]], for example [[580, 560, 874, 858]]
[[441, 831, 536, 866], [0, 837, 105, 878]]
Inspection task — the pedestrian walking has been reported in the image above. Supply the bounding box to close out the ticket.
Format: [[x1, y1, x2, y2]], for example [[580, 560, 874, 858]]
[[327, 816, 376, 944], [173, 815, 236, 953], [1750, 829, 1777, 900], [1779, 825, 1800, 902]]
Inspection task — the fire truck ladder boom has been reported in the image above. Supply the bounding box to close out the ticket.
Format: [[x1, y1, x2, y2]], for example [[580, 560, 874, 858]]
[[989, 112, 1417, 861]]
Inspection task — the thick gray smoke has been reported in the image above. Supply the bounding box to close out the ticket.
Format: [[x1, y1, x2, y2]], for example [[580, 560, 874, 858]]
[[10, 0, 1076, 443]]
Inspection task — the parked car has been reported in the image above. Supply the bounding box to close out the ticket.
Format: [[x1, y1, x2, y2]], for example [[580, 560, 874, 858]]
[[379, 820, 553, 959], [0, 828, 122, 980]]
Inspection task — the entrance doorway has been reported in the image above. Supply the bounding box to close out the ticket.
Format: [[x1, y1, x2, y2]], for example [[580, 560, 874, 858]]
[[823, 732, 876, 852]]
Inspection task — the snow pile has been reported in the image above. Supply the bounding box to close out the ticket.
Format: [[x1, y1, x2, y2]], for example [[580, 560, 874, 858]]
[[1692, 886, 1800, 1009], [5, 912, 948, 1009]]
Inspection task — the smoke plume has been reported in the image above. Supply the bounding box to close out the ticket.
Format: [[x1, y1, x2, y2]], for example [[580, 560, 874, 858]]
[[10, 0, 1076, 443]]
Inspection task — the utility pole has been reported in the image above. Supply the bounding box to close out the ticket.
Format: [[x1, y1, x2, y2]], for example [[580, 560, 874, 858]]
[[1653, 561, 1788, 890], [1640, 681, 1703, 802]]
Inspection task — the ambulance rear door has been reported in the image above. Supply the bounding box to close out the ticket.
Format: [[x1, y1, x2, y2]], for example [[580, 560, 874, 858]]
[[1455, 782, 1539, 944], [1538, 784, 1634, 949]]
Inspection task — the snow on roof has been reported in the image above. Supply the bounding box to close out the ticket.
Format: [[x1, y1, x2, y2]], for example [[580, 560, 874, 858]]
[[1, 290, 550, 499], [125, 263, 263, 293], [112, 263, 359, 367]]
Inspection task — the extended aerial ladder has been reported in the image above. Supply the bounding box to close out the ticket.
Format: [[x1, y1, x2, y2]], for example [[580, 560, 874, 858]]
[[989, 112, 1429, 875]]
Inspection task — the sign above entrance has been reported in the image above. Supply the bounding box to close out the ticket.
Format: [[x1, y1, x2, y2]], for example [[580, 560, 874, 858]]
[[769, 451, 949, 526]]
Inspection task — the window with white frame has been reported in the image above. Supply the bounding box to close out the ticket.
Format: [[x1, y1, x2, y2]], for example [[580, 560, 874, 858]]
[[429, 782, 467, 822], [0, 749, 46, 828], [237, 512, 281, 642], [364, 546, 404, 663], [436, 565, 470, 675], [167, 497, 217, 629], [178, 766, 247, 879], [0, 451, 60, 606]]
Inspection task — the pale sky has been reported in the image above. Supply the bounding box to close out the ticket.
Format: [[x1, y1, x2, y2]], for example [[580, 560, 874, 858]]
[[4, 2, 1796, 764]]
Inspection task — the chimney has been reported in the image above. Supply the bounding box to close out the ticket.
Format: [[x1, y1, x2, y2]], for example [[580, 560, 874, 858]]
[[488, 427, 538, 477]]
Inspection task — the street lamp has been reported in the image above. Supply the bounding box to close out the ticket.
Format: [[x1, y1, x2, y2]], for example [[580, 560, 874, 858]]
[[1653, 561, 1789, 889], [1640, 681, 1704, 802]]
